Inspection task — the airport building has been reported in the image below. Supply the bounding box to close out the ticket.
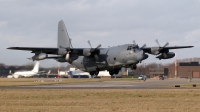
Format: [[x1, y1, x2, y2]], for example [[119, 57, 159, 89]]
[[149, 62, 200, 78]]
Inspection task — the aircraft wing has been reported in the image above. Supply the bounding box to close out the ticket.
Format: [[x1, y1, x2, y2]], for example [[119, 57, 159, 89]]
[[7, 47, 85, 55], [7, 47, 59, 54], [141, 46, 194, 54]]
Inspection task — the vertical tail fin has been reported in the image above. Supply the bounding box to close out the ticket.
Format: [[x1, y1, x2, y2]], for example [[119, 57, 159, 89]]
[[57, 20, 72, 55], [9, 70, 12, 74], [32, 61, 40, 73], [47, 70, 51, 75]]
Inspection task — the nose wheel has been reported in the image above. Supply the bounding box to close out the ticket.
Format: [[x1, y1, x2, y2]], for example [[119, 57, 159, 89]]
[[109, 71, 114, 76]]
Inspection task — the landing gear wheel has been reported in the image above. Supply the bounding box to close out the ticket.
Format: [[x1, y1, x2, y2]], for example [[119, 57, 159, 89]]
[[130, 65, 137, 70], [95, 71, 99, 76], [109, 71, 114, 76], [114, 69, 120, 74], [89, 72, 95, 76]]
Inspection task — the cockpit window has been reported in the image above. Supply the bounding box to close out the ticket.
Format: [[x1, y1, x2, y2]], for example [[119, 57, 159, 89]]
[[127, 45, 141, 52], [127, 46, 133, 50]]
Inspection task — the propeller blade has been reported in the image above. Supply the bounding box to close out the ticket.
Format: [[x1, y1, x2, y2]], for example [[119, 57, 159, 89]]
[[163, 42, 169, 48], [141, 44, 146, 48], [69, 38, 73, 48], [87, 40, 92, 48], [163, 52, 167, 58], [133, 40, 136, 45], [96, 44, 101, 49], [94, 54, 99, 61], [155, 39, 161, 47], [65, 52, 70, 61]]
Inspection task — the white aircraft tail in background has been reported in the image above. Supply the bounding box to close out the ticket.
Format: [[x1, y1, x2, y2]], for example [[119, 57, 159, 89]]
[[47, 70, 51, 75], [31, 61, 40, 73], [7, 61, 40, 78]]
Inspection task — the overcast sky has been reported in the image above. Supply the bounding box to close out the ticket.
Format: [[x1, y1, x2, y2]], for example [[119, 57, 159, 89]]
[[0, 0, 200, 67]]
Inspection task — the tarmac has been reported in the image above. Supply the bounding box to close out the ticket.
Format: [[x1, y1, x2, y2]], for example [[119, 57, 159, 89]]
[[1, 78, 200, 89]]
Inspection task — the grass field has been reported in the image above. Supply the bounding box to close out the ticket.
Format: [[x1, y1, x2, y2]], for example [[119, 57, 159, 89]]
[[0, 78, 200, 112], [0, 89, 200, 112], [0, 78, 139, 87]]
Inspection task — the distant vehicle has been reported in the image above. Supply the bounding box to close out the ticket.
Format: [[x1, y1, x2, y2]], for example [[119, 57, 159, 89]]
[[138, 75, 147, 81], [7, 61, 40, 78], [159, 75, 164, 80]]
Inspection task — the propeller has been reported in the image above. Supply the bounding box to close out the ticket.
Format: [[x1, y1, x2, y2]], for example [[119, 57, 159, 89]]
[[87, 40, 101, 49], [65, 51, 71, 61], [155, 39, 169, 52], [69, 38, 73, 48], [133, 40, 136, 45], [63, 38, 73, 61], [133, 40, 146, 49], [141, 44, 146, 49], [156, 39, 169, 50], [87, 40, 101, 61]]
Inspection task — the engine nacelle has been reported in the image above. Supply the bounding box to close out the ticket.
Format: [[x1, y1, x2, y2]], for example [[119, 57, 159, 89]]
[[151, 47, 160, 55], [31, 53, 47, 60], [57, 55, 79, 63], [156, 52, 175, 60], [83, 48, 91, 56]]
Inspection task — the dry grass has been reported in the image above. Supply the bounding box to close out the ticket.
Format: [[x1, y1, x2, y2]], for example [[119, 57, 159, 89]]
[[0, 89, 200, 112], [0, 78, 139, 87]]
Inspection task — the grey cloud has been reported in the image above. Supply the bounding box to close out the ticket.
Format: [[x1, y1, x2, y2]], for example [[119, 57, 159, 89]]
[[0, 0, 199, 67]]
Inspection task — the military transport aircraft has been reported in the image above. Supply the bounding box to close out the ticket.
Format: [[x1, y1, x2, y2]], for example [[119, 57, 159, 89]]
[[7, 20, 193, 76]]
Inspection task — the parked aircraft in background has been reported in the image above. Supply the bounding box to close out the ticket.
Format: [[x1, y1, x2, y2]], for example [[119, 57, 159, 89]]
[[8, 20, 194, 76], [7, 61, 40, 78]]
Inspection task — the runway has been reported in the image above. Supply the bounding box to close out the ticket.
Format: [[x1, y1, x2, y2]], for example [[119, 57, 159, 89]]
[[2, 78, 200, 89]]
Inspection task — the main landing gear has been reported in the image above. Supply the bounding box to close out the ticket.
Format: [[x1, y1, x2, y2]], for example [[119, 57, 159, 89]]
[[130, 64, 137, 70], [89, 71, 99, 76], [109, 69, 120, 76]]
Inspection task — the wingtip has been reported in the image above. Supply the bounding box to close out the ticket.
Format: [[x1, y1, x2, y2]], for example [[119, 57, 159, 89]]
[[7, 47, 19, 49], [7, 47, 12, 49]]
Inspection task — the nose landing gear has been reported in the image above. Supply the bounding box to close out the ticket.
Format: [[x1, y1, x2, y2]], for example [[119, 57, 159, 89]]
[[130, 64, 137, 70]]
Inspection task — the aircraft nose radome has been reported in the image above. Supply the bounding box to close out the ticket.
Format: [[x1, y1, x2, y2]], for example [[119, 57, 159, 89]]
[[143, 53, 149, 60], [137, 51, 145, 61]]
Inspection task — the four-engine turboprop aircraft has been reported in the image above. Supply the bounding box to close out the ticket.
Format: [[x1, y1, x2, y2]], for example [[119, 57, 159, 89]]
[[7, 20, 194, 76]]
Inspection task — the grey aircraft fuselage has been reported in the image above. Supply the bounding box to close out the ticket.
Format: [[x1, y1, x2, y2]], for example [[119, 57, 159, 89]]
[[72, 44, 146, 74]]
